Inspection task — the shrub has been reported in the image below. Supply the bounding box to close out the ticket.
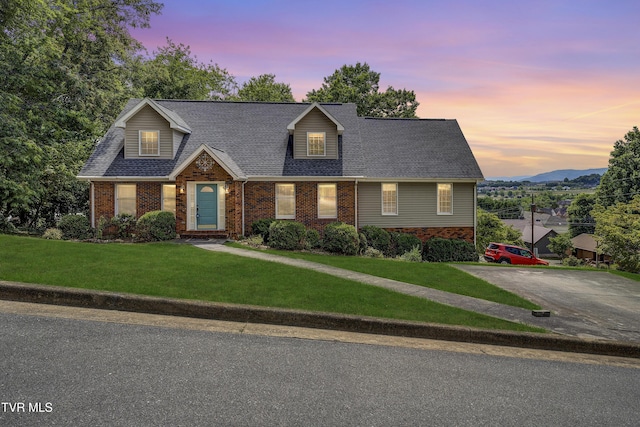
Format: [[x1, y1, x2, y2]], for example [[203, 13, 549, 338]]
[[42, 228, 63, 240], [363, 246, 384, 258], [390, 232, 423, 257], [251, 218, 275, 240], [322, 222, 359, 255], [57, 214, 91, 240], [360, 225, 391, 254], [245, 234, 265, 248], [136, 211, 176, 242], [111, 214, 137, 239], [268, 220, 306, 250], [358, 233, 368, 255], [562, 255, 583, 267], [423, 238, 478, 262], [305, 228, 321, 250], [398, 245, 423, 262]]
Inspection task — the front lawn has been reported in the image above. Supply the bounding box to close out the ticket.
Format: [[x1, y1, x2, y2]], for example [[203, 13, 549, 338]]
[[228, 243, 539, 310], [0, 235, 544, 332]]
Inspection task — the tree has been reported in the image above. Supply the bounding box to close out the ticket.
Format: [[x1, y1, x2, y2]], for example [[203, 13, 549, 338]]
[[476, 209, 524, 254], [596, 126, 640, 208], [235, 74, 295, 102], [548, 233, 573, 259], [132, 38, 236, 100], [305, 62, 419, 118], [567, 193, 596, 237], [593, 195, 640, 273], [0, 0, 163, 229]]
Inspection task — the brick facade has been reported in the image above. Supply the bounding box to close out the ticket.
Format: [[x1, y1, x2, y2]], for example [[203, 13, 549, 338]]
[[91, 175, 473, 243], [243, 181, 356, 235], [175, 155, 240, 238]]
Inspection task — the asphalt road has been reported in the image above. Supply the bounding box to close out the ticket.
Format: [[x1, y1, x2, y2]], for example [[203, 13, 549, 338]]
[[1, 303, 639, 426], [454, 265, 640, 342]]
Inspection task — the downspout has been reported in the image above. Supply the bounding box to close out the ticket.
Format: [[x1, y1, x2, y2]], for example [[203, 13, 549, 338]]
[[354, 179, 358, 230], [473, 182, 477, 248], [90, 181, 95, 228], [241, 180, 247, 237]]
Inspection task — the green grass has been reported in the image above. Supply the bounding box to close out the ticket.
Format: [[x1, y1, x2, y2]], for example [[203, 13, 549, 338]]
[[0, 235, 544, 333], [227, 243, 539, 310]]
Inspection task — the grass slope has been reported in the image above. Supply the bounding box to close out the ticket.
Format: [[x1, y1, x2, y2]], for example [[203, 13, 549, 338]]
[[0, 235, 543, 332], [228, 243, 539, 310]]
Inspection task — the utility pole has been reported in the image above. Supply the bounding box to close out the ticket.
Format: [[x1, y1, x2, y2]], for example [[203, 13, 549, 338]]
[[530, 193, 536, 255]]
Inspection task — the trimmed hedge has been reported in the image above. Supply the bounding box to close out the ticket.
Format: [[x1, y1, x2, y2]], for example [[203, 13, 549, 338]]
[[422, 238, 478, 262], [305, 228, 321, 249], [251, 218, 275, 240], [360, 225, 390, 254], [136, 211, 176, 241], [58, 214, 91, 240], [323, 222, 359, 255], [390, 232, 423, 257], [268, 220, 306, 250]]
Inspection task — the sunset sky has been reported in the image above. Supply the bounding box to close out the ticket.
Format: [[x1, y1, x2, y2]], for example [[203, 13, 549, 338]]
[[130, 0, 640, 178]]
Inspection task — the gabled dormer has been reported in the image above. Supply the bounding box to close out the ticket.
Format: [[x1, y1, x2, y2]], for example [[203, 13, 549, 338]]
[[115, 98, 191, 159], [287, 102, 344, 160]]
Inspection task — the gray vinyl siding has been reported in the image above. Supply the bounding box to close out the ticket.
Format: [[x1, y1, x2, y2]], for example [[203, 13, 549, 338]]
[[293, 107, 339, 159], [358, 182, 475, 227], [124, 105, 174, 159]]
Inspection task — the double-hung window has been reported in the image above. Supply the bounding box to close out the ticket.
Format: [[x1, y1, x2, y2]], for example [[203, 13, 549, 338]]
[[307, 132, 326, 156], [318, 183, 337, 218], [162, 184, 176, 214], [276, 183, 295, 219], [437, 183, 453, 215], [116, 184, 136, 216], [139, 130, 159, 156], [381, 183, 398, 215]]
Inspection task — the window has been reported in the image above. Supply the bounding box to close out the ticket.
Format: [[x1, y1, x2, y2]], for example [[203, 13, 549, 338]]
[[276, 183, 295, 219], [139, 130, 159, 156], [162, 184, 176, 214], [318, 183, 337, 218], [381, 183, 398, 215], [307, 132, 326, 156], [437, 183, 453, 215], [116, 184, 136, 216]]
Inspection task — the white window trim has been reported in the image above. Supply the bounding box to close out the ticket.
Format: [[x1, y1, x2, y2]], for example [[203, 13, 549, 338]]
[[275, 183, 296, 219], [318, 183, 337, 219], [381, 183, 398, 216], [115, 183, 136, 216], [139, 130, 160, 157], [437, 183, 453, 215], [162, 184, 176, 214], [306, 132, 326, 157], [186, 181, 226, 231]]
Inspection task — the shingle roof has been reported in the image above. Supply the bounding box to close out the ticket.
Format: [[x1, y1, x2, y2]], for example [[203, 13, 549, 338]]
[[79, 99, 483, 181]]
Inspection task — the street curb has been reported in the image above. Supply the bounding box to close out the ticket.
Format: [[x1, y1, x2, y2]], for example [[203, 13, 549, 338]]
[[1, 281, 639, 359]]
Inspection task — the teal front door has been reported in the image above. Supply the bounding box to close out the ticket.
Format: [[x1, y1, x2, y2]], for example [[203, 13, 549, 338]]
[[196, 184, 217, 229]]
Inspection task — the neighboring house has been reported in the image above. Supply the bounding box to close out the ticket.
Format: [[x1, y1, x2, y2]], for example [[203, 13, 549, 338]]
[[78, 98, 484, 241], [521, 224, 558, 256], [503, 219, 558, 256], [571, 233, 611, 264]]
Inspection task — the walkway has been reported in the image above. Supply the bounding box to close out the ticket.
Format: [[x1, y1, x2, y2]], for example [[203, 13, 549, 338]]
[[189, 241, 600, 339]]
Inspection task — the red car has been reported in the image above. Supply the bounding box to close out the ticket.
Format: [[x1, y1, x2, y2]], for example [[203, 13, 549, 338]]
[[484, 243, 549, 266]]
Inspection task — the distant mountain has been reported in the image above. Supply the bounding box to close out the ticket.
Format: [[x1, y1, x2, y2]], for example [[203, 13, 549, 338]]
[[486, 168, 607, 182], [521, 168, 608, 182]]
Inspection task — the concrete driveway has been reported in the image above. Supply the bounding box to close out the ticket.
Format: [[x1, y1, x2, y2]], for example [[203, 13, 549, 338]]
[[454, 265, 640, 343]]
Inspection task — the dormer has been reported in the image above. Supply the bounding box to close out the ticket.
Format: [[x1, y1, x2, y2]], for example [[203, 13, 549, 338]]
[[115, 98, 191, 159], [287, 102, 344, 160]]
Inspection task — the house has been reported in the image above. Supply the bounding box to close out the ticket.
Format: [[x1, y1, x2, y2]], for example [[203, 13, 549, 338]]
[[521, 224, 558, 256], [571, 233, 611, 264], [78, 99, 484, 242], [503, 219, 558, 256]]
